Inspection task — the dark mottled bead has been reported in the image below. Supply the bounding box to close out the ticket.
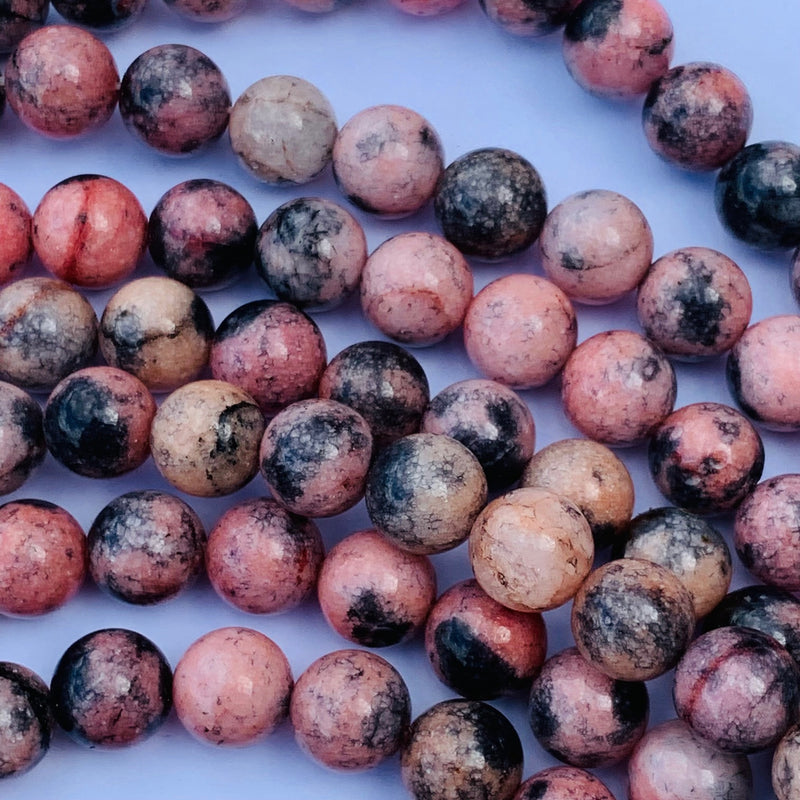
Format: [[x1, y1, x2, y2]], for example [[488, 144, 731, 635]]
[[514, 766, 616, 800], [421, 378, 535, 490], [642, 62, 753, 171], [715, 141, 800, 249], [120, 45, 230, 156], [774, 724, 800, 800], [0, 0, 48, 54], [51, 0, 145, 29], [434, 148, 547, 260], [0, 381, 45, 495], [528, 646, 648, 767], [0, 663, 51, 777], [44, 366, 156, 479], [88, 490, 205, 605], [50, 628, 172, 748], [401, 699, 523, 800], [163, 0, 246, 21], [674, 626, 800, 753], [571, 558, 695, 681], [479, 0, 579, 37]]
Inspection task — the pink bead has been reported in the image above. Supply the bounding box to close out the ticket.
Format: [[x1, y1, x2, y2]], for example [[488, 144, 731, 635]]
[[5, 25, 119, 138], [333, 105, 444, 217], [361, 232, 473, 346], [163, 0, 247, 22], [0, 183, 32, 284], [514, 766, 615, 800], [173, 627, 293, 746], [33, 175, 147, 289], [0, 382, 44, 495], [774, 725, 800, 800], [388, 0, 466, 16], [481, 0, 580, 37], [464, 274, 577, 389]]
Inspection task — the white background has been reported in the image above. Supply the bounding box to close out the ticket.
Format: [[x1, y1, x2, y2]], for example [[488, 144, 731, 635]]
[[0, 0, 799, 797]]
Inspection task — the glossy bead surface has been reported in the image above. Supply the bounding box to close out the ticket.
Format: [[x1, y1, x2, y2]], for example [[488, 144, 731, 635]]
[[0, 382, 45, 495], [513, 766, 615, 800], [0, 0, 47, 54], [0, 183, 32, 285], [0, 663, 51, 778], [480, 0, 579, 36]]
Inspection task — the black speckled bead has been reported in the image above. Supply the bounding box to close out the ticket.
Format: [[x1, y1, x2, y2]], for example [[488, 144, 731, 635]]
[[0, 381, 45, 495], [51, 0, 146, 29], [479, 0, 579, 37], [0, 662, 51, 777], [715, 141, 800, 249], [434, 147, 547, 260], [0, 0, 48, 55]]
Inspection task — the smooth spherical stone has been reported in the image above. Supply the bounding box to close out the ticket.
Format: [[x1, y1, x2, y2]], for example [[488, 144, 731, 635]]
[[715, 141, 800, 249], [88, 490, 205, 605], [642, 62, 753, 171], [571, 558, 695, 681], [464, 274, 577, 389], [51, 0, 145, 29], [421, 379, 535, 490], [44, 366, 155, 479], [360, 232, 473, 347], [425, 579, 547, 700], [480, 0, 580, 36], [318, 528, 436, 647], [33, 175, 147, 289], [734, 474, 800, 591], [174, 628, 292, 747], [291, 649, 410, 771], [151, 380, 264, 497], [673, 626, 800, 753], [434, 148, 547, 260], [0, 382, 45, 495], [704, 585, 800, 666], [513, 766, 615, 800], [50, 629, 172, 748], [648, 401, 764, 515], [402, 699, 523, 800], [0, 663, 51, 778], [469, 486, 594, 613], [774, 725, 800, 800], [563, 0, 673, 98], [0, 183, 32, 284], [540, 190, 653, 304], [333, 104, 443, 217], [561, 330, 676, 446], [163, 0, 246, 22], [621, 507, 732, 619], [260, 399, 373, 518], [520, 438, 634, 547], [207, 497, 323, 614], [637, 247, 752, 360], [210, 300, 326, 417], [727, 315, 800, 430], [0, 277, 98, 392], [528, 646, 648, 768], [389, 0, 464, 15], [5, 25, 118, 138], [319, 340, 429, 449], [229, 76, 337, 185], [0, 0, 47, 54], [255, 197, 367, 311], [628, 718, 753, 800], [100, 278, 213, 393], [149, 179, 256, 291], [365, 433, 487, 555], [0, 500, 86, 616], [120, 45, 230, 156]]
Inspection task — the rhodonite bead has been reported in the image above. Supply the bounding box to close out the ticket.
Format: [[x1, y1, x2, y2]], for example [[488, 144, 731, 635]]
[[120, 45, 231, 156], [673, 626, 800, 753], [291, 649, 410, 771], [628, 719, 753, 800], [163, 0, 247, 21], [0, 382, 45, 495], [5, 25, 119, 138], [715, 141, 800, 249], [333, 104, 443, 217], [173, 628, 293, 746], [571, 558, 695, 681], [774, 725, 800, 800], [642, 62, 753, 171], [480, 0, 580, 37], [0, 663, 51, 778], [229, 75, 337, 185], [50, 629, 172, 748], [0, 183, 32, 284], [562, 0, 674, 99], [401, 699, 523, 800], [51, 0, 146, 29], [425, 578, 547, 699], [513, 767, 615, 800], [539, 189, 653, 304], [0, 0, 48, 54], [318, 528, 436, 647], [521, 438, 634, 547], [727, 315, 800, 429], [434, 148, 547, 260], [0, 277, 98, 392], [389, 0, 465, 15], [528, 646, 648, 767], [561, 329, 676, 446], [648, 401, 764, 514], [637, 247, 752, 359]]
